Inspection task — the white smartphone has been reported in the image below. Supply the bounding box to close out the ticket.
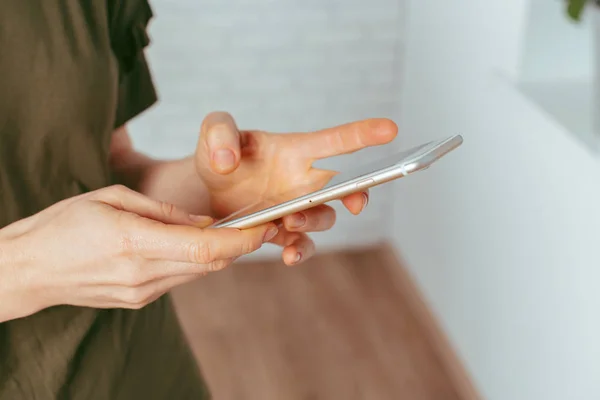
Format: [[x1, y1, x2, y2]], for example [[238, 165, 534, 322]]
[[211, 134, 463, 229]]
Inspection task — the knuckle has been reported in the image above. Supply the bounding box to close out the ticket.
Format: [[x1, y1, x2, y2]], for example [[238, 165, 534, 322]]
[[116, 226, 139, 256], [115, 217, 145, 255], [255, 232, 267, 249], [235, 234, 262, 256], [311, 208, 335, 231], [159, 201, 176, 218], [187, 241, 212, 264], [325, 209, 337, 227], [120, 287, 147, 306], [117, 233, 135, 255], [121, 287, 160, 309], [94, 184, 131, 205], [129, 292, 162, 309], [109, 184, 129, 195], [208, 258, 231, 272], [329, 131, 346, 153], [243, 237, 262, 254]]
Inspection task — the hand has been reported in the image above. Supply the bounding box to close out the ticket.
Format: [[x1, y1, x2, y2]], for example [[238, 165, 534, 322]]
[[195, 112, 397, 265], [0, 185, 277, 320]]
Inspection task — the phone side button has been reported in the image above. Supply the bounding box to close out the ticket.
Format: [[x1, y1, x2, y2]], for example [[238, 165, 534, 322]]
[[355, 178, 375, 189]]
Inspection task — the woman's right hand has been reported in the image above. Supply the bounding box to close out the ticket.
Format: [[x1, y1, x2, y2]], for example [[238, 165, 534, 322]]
[[0, 185, 278, 321]]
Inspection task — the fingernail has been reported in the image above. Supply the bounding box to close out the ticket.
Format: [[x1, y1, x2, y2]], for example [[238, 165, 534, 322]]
[[263, 226, 279, 242], [288, 213, 306, 228], [213, 149, 235, 170], [293, 252, 302, 264], [362, 192, 369, 209]]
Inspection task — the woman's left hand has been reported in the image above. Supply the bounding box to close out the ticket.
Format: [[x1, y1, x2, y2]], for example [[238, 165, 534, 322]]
[[195, 112, 398, 265]]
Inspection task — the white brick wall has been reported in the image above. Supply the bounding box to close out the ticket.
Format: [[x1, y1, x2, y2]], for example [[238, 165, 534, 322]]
[[128, 0, 406, 257]]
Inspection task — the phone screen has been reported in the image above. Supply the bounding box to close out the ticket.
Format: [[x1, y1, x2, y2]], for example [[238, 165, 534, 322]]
[[211, 141, 433, 226]]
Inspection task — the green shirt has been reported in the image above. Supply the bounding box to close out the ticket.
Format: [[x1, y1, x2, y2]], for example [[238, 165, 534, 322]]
[[0, 1, 209, 398]]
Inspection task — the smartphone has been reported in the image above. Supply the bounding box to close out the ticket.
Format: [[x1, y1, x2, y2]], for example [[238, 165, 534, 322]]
[[211, 134, 463, 229]]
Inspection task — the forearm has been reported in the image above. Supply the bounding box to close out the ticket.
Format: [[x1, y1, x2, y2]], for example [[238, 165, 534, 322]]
[[109, 127, 212, 215]]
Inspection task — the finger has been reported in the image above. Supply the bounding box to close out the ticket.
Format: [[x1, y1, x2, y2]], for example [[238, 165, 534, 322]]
[[131, 221, 279, 264], [141, 256, 238, 282], [122, 273, 208, 309], [199, 111, 242, 174], [98, 257, 239, 296], [281, 204, 336, 232], [282, 233, 316, 266], [341, 190, 369, 215], [65, 272, 201, 309], [288, 118, 398, 160], [96, 185, 212, 227], [140, 257, 235, 292], [268, 231, 316, 266]]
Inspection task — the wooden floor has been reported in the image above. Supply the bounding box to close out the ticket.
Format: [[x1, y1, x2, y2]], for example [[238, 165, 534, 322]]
[[172, 244, 462, 400]]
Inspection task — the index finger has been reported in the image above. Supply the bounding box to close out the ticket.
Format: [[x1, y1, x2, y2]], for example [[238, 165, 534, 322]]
[[129, 219, 278, 264], [291, 118, 398, 160]]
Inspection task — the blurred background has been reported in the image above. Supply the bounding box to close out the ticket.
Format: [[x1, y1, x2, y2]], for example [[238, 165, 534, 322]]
[[128, 0, 600, 399]]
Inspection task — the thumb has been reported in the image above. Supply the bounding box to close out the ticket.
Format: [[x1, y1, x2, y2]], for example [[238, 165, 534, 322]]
[[95, 185, 215, 227], [197, 111, 242, 174]]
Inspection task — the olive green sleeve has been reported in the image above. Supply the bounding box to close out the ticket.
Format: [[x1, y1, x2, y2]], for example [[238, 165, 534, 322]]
[[114, 50, 158, 128], [112, 0, 158, 128]]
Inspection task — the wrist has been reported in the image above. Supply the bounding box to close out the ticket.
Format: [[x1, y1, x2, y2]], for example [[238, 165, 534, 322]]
[[110, 147, 158, 194], [0, 235, 46, 322]]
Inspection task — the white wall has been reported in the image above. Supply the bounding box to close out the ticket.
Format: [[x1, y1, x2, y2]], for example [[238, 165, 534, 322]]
[[128, 0, 407, 257], [393, 1, 600, 399]]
